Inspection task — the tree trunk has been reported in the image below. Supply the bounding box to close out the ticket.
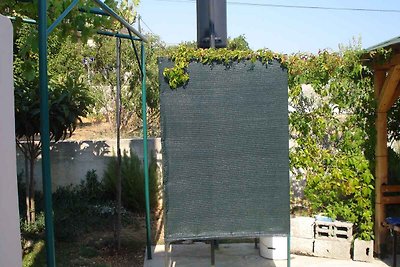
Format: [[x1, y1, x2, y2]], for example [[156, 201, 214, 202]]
[[25, 157, 31, 224], [116, 148, 122, 250], [29, 158, 36, 223]]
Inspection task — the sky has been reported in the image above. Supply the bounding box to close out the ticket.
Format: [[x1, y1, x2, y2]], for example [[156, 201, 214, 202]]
[[137, 0, 400, 54]]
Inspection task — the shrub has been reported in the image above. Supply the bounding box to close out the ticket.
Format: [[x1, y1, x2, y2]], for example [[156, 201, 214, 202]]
[[52, 170, 113, 241], [79, 169, 104, 203], [20, 212, 45, 239], [103, 150, 159, 212], [289, 47, 375, 240]]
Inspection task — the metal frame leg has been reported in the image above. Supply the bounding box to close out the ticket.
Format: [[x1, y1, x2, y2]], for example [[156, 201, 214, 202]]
[[393, 230, 397, 267], [211, 240, 216, 267], [165, 242, 172, 267], [287, 234, 291, 267]]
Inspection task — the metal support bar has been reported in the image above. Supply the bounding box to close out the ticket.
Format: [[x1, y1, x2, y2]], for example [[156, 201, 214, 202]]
[[209, 0, 215, 48], [97, 30, 141, 41], [141, 42, 152, 259], [115, 37, 122, 250], [211, 240, 216, 267], [213, 239, 219, 249], [393, 230, 397, 267], [7, 16, 37, 25], [47, 0, 79, 35], [287, 233, 291, 267], [128, 30, 144, 79], [78, 7, 110, 16], [164, 242, 171, 267], [38, 0, 56, 266], [92, 0, 148, 42]]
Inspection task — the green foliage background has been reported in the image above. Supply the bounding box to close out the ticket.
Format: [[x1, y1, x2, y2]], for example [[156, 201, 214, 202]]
[[288, 48, 375, 240]]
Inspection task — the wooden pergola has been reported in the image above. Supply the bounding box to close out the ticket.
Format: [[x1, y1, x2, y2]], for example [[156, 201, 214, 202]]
[[365, 36, 400, 254]]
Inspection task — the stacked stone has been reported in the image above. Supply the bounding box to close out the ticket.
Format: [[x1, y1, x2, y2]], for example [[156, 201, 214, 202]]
[[290, 217, 315, 255], [313, 220, 353, 260], [290, 217, 354, 260]]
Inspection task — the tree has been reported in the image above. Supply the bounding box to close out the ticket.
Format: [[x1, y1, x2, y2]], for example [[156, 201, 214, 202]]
[[1, 0, 138, 83], [4, 0, 140, 226], [86, 32, 165, 137], [10, 15, 95, 224], [227, 34, 250, 51], [15, 75, 93, 223]]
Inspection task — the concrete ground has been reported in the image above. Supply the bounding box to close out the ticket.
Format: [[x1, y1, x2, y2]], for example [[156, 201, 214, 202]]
[[144, 242, 393, 267]]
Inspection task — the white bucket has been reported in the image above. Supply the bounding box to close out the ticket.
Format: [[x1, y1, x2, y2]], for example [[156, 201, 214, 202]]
[[259, 236, 288, 260]]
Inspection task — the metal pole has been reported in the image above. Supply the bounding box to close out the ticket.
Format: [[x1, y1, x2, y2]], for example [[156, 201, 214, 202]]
[[141, 42, 152, 259], [97, 30, 141, 41], [211, 240, 216, 267], [38, 0, 56, 266], [138, 14, 142, 33], [92, 0, 148, 42], [287, 233, 291, 267], [209, 0, 215, 48], [393, 230, 397, 267], [116, 37, 122, 250]]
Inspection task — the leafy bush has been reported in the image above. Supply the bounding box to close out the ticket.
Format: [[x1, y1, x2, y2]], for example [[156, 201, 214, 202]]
[[20, 212, 45, 239], [289, 46, 375, 240], [78, 169, 104, 203], [103, 150, 159, 212], [52, 170, 113, 241]]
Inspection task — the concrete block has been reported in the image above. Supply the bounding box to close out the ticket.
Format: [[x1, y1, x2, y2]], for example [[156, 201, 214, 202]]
[[313, 239, 351, 260], [315, 220, 353, 241], [291, 216, 315, 239], [290, 237, 314, 255], [353, 239, 373, 262]]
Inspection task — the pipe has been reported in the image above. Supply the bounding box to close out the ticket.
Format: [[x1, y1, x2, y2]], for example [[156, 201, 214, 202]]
[[141, 42, 152, 259], [38, 0, 56, 265], [92, 0, 148, 42], [47, 0, 79, 35], [96, 30, 140, 41]]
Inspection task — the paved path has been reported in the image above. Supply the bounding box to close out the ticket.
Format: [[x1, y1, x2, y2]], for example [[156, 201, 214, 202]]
[[144, 243, 392, 267]]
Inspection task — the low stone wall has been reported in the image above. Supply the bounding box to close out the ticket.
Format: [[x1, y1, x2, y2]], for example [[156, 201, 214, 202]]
[[16, 138, 161, 191]]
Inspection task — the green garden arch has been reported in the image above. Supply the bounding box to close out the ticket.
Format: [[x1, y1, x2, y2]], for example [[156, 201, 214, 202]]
[[36, 1, 151, 265]]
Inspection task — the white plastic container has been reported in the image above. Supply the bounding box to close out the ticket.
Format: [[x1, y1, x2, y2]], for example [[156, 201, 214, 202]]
[[259, 236, 288, 260]]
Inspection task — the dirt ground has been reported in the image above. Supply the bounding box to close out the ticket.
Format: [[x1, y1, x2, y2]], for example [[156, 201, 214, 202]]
[[23, 206, 165, 267], [68, 121, 115, 140]]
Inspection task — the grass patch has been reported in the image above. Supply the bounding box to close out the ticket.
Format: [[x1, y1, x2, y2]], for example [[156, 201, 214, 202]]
[[22, 240, 45, 267], [79, 246, 99, 258]]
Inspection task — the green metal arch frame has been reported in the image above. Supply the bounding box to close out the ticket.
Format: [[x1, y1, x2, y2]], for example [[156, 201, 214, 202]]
[[37, 1, 151, 266]]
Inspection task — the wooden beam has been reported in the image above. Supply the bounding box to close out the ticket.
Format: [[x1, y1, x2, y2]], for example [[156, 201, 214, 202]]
[[387, 84, 400, 108], [382, 196, 400, 205], [374, 70, 386, 99], [378, 65, 400, 112], [375, 111, 388, 255], [374, 69, 388, 255], [381, 184, 400, 193], [374, 54, 400, 71]]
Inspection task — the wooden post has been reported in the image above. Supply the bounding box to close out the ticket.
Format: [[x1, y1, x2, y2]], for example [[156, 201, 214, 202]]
[[375, 70, 387, 255]]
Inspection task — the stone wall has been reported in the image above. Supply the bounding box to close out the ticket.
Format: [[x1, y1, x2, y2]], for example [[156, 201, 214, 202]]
[[16, 138, 161, 191]]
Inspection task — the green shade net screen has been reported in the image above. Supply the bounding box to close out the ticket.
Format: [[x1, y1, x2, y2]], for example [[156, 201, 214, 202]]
[[159, 58, 289, 242]]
